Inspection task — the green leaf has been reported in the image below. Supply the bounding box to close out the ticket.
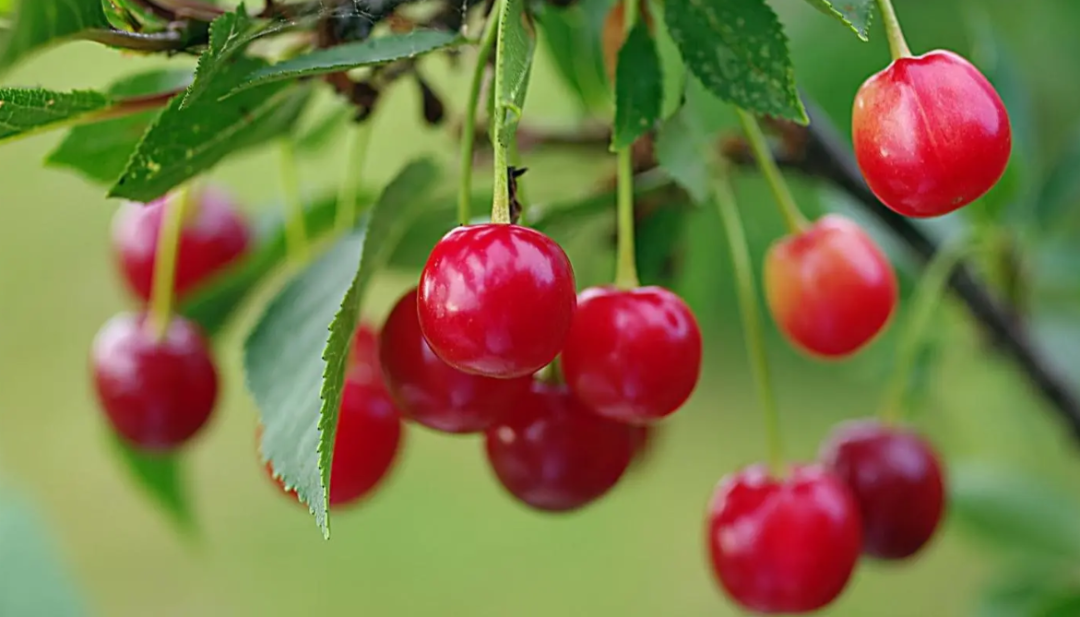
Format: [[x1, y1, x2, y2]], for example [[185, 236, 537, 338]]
[[655, 79, 730, 203], [612, 20, 663, 150], [0, 0, 110, 71], [1032, 125, 1080, 234], [245, 159, 438, 535], [801, 0, 874, 40], [110, 56, 312, 202], [182, 7, 255, 108], [950, 463, 1080, 561], [0, 488, 86, 617], [111, 435, 194, 533], [296, 104, 352, 153], [230, 30, 462, 95], [664, 0, 805, 122], [0, 87, 109, 142], [534, 3, 609, 114], [977, 568, 1080, 617], [494, 0, 535, 148], [46, 68, 192, 184]]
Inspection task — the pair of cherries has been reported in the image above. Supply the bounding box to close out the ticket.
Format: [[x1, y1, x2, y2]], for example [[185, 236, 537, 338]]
[[91, 188, 251, 452]]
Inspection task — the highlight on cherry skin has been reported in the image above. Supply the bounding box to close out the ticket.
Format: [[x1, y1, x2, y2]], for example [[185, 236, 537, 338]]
[[112, 186, 252, 302], [707, 463, 863, 614], [764, 214, 899, 358], [852, 49, 1012, 218], [820, 419, 946, 560], [417, 223, 577, 380], [91, 312, 219, 452], [560, 285, 703, 424]]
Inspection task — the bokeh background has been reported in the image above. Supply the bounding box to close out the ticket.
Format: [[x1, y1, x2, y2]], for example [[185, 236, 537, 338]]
[[3, 0, 1080, 615]]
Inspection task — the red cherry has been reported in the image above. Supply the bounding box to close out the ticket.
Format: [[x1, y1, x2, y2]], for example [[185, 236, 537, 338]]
[[91, 312, 218, 452], [485, 381, 635, 512], [560, 286, 701, 423], [380, 288, 530, 434], [707, 464, 862, 614], [820, 419, 946, 560], [112, 186, 251, 302], [853, 50, 1011, 218], [764, 215, 898, 358], [417, 224, 577, 379]]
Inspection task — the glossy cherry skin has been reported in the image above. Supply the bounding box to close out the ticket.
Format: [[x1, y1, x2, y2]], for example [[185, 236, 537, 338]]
[[764, 215, 898, 358], [380, 288, 531, 434], [561, 286, 702, 423], [853, 50, 1012, 218], [485, 381, 635, 512], [91, 312, 218, 452], [417, 224, 577, 379], [820, 419, 946, 560], [707, 464, 862, 614], [112, 186, 251, 302]]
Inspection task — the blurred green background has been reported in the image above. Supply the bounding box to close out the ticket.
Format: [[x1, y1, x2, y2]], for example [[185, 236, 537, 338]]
[[3, 0, 1080, 615]]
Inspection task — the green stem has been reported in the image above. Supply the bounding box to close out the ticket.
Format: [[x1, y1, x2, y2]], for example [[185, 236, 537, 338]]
[[490, 0, 512, 225], [148, 185, 192, 341], [734, 108, 809, 234], [612, 0, 640, 289], [459, 7, 500, 226], [279, 138, 309, 264], [881, 236, 978, 422], [713, 172, 785, 476], [335, 122, 372, 233], [876, 0, 913, 59]]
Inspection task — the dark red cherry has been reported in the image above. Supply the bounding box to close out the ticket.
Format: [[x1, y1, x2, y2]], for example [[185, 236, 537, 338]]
[[764, 215, 898, 358], [820, 419, 946, 560], [91, 312, 218, 452], [853, 50, 1012, 218], [560, 286, 701, 423], [417, 224, 577, 379], [380, 288, 530, 434], [113, 186, 251, 302], [707, 464, 862, 614], [485, 381, 635, 512]]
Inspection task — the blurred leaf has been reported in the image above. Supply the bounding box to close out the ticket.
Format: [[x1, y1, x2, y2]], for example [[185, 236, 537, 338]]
[[0, 489, 86, 616], [0, 88, 110, 142], [231, 30, 463, 94], [296, 104, 351, 153], [950, 463, 1080, 561], [494, 0, 535, 149], [801, 0, 873, 40], [977, 567, 1080, 617], [110, 435, 194, 533], [612, 20, 662, 149], [1032, 125, 1080, 234], [636, 201, 689, 286], [109, 56, 312, 202], [648, 0, 686, 120], [655, 80, 728, 203], [0, 0, 110, 71], [246, 159, 437, 536], [182, 7, 256, 108], [663, 0, 805, 122], [534, 3, 609, 114], [46, 68, 192, 184]]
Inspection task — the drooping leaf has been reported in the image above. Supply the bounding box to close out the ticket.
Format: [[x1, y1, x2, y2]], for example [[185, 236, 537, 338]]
[[0, 88, 110, 142], [655, 79, 730, 203], [612, 20, 663, 150], [45, 68, 192, 184], [110, 435, 194, 533], [801, 0, 874, 40], [245, 159, 438, 536], [182, 7, 255, 108], [664, 0, 806, 122], [110, 56, 312, 202], [0, 488, 86, 617], [230, 30, 463, 95], [0, 0, 110, 71], [493, 0, 536, 148], [534, 3, 609, 114]]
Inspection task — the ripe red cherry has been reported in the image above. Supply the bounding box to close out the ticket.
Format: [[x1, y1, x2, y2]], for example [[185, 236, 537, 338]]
[[707, 464, 862, 614], [347, 323, 382, 386], [820, 419, 946, 560], [560, 286, 702, 423], [485, 381, 635, 512], [91, 312, 218, 452], [764, 215, 898, 358], [417, 224, 577, 379], [380, 288, 530, 434], [853, 50, 1012, 218], [112, 186, 251, 302]]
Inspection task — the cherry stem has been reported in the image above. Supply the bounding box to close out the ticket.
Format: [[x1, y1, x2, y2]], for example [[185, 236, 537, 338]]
[[459, 7, 500, 226], [279, 138, 309, 264], [713, 171, 785, 476], [335, 121, 372, 233], [490, 0, 513, 225], [881, 235, 978, 423], [612, 0, 640, 290], [734, 108, 808, 235], [876, 0, 913, 60], [148, 185, 192, 342]]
